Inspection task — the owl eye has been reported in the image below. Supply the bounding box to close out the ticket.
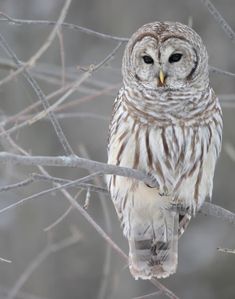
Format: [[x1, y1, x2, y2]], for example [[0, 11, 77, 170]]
[[143, 55, 154, 64], [169, 53, 182, 63]]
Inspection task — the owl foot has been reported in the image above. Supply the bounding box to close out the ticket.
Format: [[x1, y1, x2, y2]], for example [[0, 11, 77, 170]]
[[159, 185, 171, 197], [144, 171, 159, 188]]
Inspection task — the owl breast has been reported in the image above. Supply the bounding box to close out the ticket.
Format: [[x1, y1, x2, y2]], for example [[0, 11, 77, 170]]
[[107, 91, 222, 226]]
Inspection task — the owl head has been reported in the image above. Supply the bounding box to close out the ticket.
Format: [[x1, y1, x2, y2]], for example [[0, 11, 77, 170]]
[[122, 22, 209, 91]]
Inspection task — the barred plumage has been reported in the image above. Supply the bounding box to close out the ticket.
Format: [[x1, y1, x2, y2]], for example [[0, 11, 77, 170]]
[[107, 22, 223, 279]]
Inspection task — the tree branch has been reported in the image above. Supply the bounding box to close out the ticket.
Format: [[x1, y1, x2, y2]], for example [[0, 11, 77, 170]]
[[0, 152, 158, 187], [0, 13, 128, 42], [199, 202, 235, 225], [0, 152, 234, 226], [0, 1, 75, 155], [7, 230, 81, 299], [201, 0, 235, 44]]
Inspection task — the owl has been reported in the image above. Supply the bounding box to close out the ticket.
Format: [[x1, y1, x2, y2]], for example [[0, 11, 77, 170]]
[[107, 22, 222, 279]]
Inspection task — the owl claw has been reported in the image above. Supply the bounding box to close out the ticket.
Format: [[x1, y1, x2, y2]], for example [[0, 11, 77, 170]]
[[144, 171, 159, 188], [159, 185, 170, 196], [170, 203, 189, 214]]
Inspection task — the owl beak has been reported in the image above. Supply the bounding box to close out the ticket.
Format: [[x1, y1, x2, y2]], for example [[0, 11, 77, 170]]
[[159, 69, 165, 85]]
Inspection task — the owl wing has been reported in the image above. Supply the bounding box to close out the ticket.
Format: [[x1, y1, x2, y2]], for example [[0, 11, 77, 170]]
[[107, 88, 124, 154]]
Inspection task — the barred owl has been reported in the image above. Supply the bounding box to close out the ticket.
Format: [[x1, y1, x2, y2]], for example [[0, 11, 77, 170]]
[[107, 22, 222, 279]]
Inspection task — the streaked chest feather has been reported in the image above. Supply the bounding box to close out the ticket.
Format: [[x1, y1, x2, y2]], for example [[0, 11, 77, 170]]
[[108, 98, 222, 211]]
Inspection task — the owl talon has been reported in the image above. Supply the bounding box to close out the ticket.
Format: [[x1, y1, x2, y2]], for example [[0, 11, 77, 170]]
[[170, 203, 189, 214], [144, 171, 159, 188], [159, 186, 170, 197]]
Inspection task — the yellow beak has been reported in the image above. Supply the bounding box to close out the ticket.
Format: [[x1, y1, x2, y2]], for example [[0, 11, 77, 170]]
[[159, 69, 165, 85]]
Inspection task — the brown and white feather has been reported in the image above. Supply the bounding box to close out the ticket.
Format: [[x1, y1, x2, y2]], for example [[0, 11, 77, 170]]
[[107, 21, 222, 279]]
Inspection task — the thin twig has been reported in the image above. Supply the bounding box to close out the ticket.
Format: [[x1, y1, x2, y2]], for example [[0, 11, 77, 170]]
[[0, 13, 128, 42], [219, 94, 235, 101], [0, 82, 118, 134], [0, 57, 119, 89], [0, 0, 72, 88], [0, 153, 234, 226], [7, 231, 81, 299], [132, 290, 163, 299], [43, 190, 83, 232], [32, 172, 108, 194], [0, 152, 158, 187], [84, 187, 91, 209], [0, 173, 107, 194], [224, 142, 235, 162], [0, 45, 121, 140], [79, 145, 112, 299], [0, 256, 12, 263], [0, 173, 105, 215], [201, 0, 235, 43], [53, 83, 120, 112], [0, 177, 34, 192], [209, 66, 235, 78], [220, 103, 235, 108], [44, 204, 73, 232], [217, 247, 235, 254], [199, 202, 235, 225], [57, 29, 66, 86], [27, 71, 91, 125], [11, 112, 109, 122], [93, 42, 123, 71], [0, 81, 75, 127], [0, 31, 75, 155]]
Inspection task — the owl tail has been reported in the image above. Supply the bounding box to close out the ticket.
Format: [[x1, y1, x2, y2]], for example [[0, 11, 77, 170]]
[[128, 210, 179, 279]]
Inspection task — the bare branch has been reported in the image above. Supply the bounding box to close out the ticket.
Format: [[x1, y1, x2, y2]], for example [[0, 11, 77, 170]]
[[0, 177, 34, 192], [0, 81, 75, 127], [200, 202, 235, 225], [0, 152, 234, 227], [0, 82, 118, 133], [78, 145, 112, 299], [217, 247, 235, 254], [43, 205, 73, 232], [209, 66, 235, 78], [0, 173, 107, 215], [93, 42, 123, 71], [14, 112, 109, 122], [0, 152, 158, 187], [0, 13, 128, 42], [201, 0, 235, 43], [32, 173, 108, 194], [6, 231, 81, 299], [132, 291, 162, 299], [27, 71, 91, 125], [0, 31, 75, 156], [57, 29, 66, 86], [0, 256, 12, 263], [0, 0, 72, 88], [27, 40, 122, 125], [224, 142, 235, 162]]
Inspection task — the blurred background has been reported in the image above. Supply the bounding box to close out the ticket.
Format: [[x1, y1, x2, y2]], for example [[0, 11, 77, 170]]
[[0, 0, 234, 298]]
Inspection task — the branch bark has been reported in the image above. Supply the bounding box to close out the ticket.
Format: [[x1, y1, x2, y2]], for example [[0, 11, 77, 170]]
[[0, 152, 234, 226], [0, 152, 158, 187]]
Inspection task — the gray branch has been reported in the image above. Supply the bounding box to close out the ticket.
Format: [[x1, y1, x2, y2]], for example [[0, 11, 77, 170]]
[[0, 152, 158, 187], [201, 0, 235, 44], [0, 152, 234, 225]]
